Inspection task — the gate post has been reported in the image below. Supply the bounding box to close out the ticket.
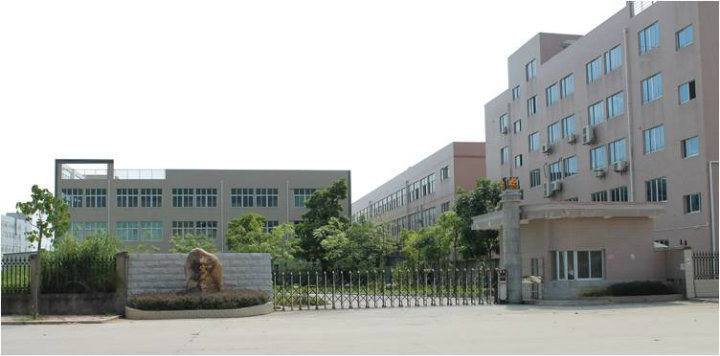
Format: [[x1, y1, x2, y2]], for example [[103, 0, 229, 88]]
[[683, 248, 695, 299], [29, 253, 40, 318], [500, 189, 523, 304]]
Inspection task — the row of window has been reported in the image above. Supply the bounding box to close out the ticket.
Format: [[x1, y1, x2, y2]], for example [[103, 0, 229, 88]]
[[228, 188, 280, 208], [354, 170, 442, 222], [590, 186, 629, 202]]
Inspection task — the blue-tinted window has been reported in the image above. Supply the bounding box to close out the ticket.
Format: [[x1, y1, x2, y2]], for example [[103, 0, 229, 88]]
[[642, 73, 663, 103], [639, 22, 660, 54], [677, 25, 694, 49]]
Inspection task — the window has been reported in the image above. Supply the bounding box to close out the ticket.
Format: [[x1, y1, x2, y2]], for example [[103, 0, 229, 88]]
[[639, 22, 660, 55], [604, 45, 622, 73], [62, 188, 83, 208], [528, 132, 540, 151], [643, 125, 665, 154], [547, 121, 561, 144], [85, 188, 106, 208], [117, 221, 139, 241], [553, 250, 604, 280], [195, 188, 217, 208], [195, 221, 218, 239], [172, 188, 194, 207], [530, 169, 541, 188], [561, 115, 576, 138], [609, 138, 627, 164], [565, 197, 579, 202], [231, 188, 254, 207], [590, 146, 607, 170], [514, 155, 523, 168], [513, 120, 522, 134], [678, 80, 696, 104], [684, 193, 701, 214], [500, 146, 509, 165], [527, 96, 537, 116], [607, 92, 625, 118], [172, 221, 195, 236], [140, 221, 163, 241], [642, 73, 663, 103], [591, 191, 608, 202], [117, 188, 139, 208], [256, 188, 279, 207], [440, 166, 449, 181], [70, 222, 107, 240], [586, 57, 603, 83], [560, 74, 574, 97], [512, 86, 521, 100], [294, 188, 316, 208], [563, 156, 578, 177], [525, 59, 536, 81], [546, 83, 559, 106], [549, 161, 562, 182], [610, 186, 629, 202], [588, 101, 605, 126], [264, 220, 279, 233], [682, 137, 699, 158], [645, 177, 668, 202], [676, 24, 694, 49], [140, 188, 162, 208], [499, 114, 509, 133]]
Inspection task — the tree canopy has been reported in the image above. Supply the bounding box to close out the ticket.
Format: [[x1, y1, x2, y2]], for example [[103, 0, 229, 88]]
[[453, 178, 501, 261], [16, 185, 70, 253], [296, 179, 349, 265], [226, 213, 298, 265]]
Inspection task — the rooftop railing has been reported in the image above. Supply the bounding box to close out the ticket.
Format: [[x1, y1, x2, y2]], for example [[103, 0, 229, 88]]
[[61, 167, 166, 180], [114, 169, 166, 180]]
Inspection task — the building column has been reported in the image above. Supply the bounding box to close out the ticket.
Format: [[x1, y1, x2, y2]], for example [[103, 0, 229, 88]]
[[501, 189, 522, 304]]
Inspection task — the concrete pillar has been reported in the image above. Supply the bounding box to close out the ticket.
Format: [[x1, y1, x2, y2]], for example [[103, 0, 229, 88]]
[[115, 252, 129, 314], [683, 248, 695, 299], [29, 253, 40, 317], [500, 189, 523, 304]]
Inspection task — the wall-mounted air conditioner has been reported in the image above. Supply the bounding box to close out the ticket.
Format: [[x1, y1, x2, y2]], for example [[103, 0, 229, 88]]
[[582, 126, 595, 145], [541, 143, 552, 155], [550, 180, 563, 192], [612, 160, 628, 172], [566, 133, 577, 144], [543, 183, 553, 198], [594, 168, 606, 178]]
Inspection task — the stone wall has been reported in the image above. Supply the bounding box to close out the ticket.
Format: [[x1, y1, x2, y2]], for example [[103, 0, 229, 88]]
[[127, 253, 272, 299]]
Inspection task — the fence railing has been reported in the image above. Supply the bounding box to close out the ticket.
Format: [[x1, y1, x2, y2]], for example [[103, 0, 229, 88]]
[[272, 267, 494, 311], [693, 251, 719, 280], [1, 254, 31, 294], [41, 255, 117, 294]]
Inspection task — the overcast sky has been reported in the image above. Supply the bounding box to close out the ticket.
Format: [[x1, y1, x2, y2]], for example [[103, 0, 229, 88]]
[[0, 0, 624, 213]]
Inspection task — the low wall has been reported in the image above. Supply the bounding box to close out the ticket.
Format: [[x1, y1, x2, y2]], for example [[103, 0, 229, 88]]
[[127, 253, 272, 298], [1, 293, 123, 315], [694, 279, 719, 298]]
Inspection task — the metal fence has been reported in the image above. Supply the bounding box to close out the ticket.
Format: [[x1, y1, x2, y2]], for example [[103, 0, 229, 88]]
[[273, 267, 494, 311], [1, 254, 31, 294], [693, 251, 719, 280], [41, 255, 117, 294]]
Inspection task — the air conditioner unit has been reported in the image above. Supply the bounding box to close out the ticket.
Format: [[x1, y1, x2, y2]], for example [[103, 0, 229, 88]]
[[566, 133, 577, 144], [613, 160, 628, 172], [550, 180, 563, 192], [582, 126, 595, 145], [594, 168, 606, 178], [543, 183, 553, 198], [541, 143, 552, 155], [501, 126, 508, 134]]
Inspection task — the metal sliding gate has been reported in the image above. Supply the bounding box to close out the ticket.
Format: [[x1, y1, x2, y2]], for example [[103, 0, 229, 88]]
[[272, 267, 495, 311]]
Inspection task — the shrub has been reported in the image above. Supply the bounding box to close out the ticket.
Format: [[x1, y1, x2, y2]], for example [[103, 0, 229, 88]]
[[127, 290, 269, 311], [583, 281, 678, 297]]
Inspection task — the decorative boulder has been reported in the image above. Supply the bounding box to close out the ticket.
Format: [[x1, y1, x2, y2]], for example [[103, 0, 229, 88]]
[[185, 248, 223, 292]]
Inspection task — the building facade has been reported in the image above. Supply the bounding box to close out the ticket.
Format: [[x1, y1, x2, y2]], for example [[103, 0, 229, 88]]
[[55, 159, 351, 251], [1, 213, 35, 255], [484, 2, 718, 251], [352, 142, 486, 235]]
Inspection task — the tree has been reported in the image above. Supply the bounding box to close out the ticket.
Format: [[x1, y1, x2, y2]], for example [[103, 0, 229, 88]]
[[168, 234, 218, 253], [16, 185, 70, 254], [296, 179, 349, 265], [319, 218, 396, 271], [226, 213, 298, 265], [453, 179, 501, 262]]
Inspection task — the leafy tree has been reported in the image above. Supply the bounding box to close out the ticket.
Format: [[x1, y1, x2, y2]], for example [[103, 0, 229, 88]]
[[226, 213, 267, 252], [16, 185, 70, 253], [226, 213, 298, 265], [53, 232, 122, 260], [123, 243, 161, 254], [318, 218, 396, 271], [168, 234, 218, 253], [296, 179, 349, 265], [453, 179, 501, 262]]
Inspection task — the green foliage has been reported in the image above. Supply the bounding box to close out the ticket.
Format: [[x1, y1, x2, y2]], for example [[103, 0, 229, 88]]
[[318, 218, 396, 271], [124, 243, 161, 254], [16, 185, 70, 252], [168, 234, 218, 253], [226, 213, 298, 265], [453, 179, 501, 261], [127, 290, 269, 310], [53, 232, 122, 260], [583, 281, 678, 297], [296, 179, 349, 265]]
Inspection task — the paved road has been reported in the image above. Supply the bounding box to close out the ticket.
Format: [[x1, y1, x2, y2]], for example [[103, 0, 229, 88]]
[[2, 302, 718, 354]]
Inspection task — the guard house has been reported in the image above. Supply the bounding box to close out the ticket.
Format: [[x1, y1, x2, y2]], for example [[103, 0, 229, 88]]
[[472, 197, 668, 300]]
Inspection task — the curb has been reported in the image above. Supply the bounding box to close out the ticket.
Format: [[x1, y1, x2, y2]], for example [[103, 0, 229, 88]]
[[527, 294, 685, 306], [125, 302, 274, 320], [1, 315, 120, 325]]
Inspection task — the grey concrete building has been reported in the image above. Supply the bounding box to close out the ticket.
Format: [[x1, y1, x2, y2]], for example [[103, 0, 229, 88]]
[[55, 159, 351, 251], [485, 1, 718, 251], [1, 213, 36, 255], [352, 142, 486, 235]]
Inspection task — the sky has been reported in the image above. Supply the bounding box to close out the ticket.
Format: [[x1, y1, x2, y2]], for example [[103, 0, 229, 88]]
[[0, 0, 624, 214]]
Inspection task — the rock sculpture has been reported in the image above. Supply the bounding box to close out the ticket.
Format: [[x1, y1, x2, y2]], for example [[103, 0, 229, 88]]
[[185, 248, 223, 292]]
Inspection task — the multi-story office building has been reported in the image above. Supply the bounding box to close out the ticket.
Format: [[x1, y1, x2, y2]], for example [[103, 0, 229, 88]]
[[1, 213, 36, 255], [55, 159, 351, 251], [352, 142, 486, 236], [485, 2, 718, 250]]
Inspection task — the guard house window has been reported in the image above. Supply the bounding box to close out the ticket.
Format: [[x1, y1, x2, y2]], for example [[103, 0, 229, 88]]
[[682, 137, 699, 158], [591, 191, 608, 202], [530, 169, 541, 188], [195, 221, 218, 239], [588, 101, 605, 126], [500, 146, 509, 165], [512, 86, 521, 100], [610, 186, 629, 202], [527, 96, 537, 116], [643, 125, 665, 154], [645, 177, 668, 202], [117, 188, 139, 208], [440, 166, 449, 181], [513, 120, 522, 134], [62, 188, 83, 208], [172, 221, 195, 236], [607, 92, 625, 119], [590, 146, 607, 170], [140, 188, 162, 208], [549, 161, 562, 182], [294, 188, 316, 208], [639, 22, 660, 55], [528, 132, 540, 152], [560, 74, 574, 98], [604, 45, 622, 73], [678, 80, 696, 105], [642, 73, 663, 104], [547, 121, 561, 144], [562, 115, 576, 138], [684, 193, 701, 214], [499, 114, 509, 133], [172, 188, 194, 207], [140, 221, 163, 241], [563, 156, 578, 177], [116, 221, 139, 241], [514, 155, 523, 168], [264, 220, 279, 233], [546, 83, 559, 106], [553, 250, 603, 280], [256, 188, 279, 207], [85, 188, 106, 208], [676, 24, 694, 49], [609, 138, 627, 164], [586, 57, 603, 83], [525, 59, 536, 81], [231, 188, 254, 207], [195, 188, 217, 208]]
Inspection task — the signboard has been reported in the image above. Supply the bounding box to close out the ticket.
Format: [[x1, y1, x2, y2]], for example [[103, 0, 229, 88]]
[[500, 176, 519, 190]]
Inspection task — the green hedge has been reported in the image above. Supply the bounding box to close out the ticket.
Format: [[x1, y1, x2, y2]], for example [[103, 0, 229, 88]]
[[584, 281, 678, 297], [128, 290, 269, 311]]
